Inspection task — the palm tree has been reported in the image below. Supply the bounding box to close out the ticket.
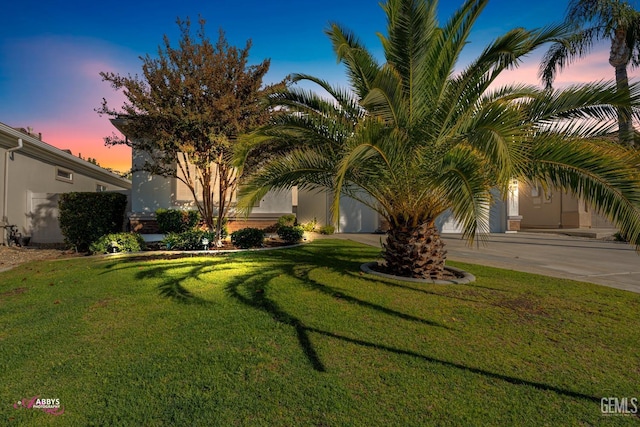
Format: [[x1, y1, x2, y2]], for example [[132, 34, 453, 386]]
[[238, 0, 640, 279], [540, 0, 640, 148]]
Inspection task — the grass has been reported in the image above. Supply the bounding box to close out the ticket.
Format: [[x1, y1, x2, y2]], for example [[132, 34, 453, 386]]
[[1, 239, 639, 426]]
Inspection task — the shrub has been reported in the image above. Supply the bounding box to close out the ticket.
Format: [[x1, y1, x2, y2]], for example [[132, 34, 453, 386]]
[[301, 218, 317, 232], [277, 214, 296, 228], [231, 228, 265, 249], [59, 192, 127, 252], [319, 225, 335, 235], [162, 230, 217, 251], [90, 233, 145, 254], [156, 209, 200, 234], [277, 225, 305, 244]]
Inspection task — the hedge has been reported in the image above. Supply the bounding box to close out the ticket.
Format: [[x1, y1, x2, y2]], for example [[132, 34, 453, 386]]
[[231, 228, 265, 249], [58, 192, 127, 252]]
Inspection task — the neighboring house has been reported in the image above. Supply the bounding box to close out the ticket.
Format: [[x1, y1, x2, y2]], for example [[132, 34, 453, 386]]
[[518, 183, 614, 229], [1, 122, 132, 245], [112, 120, 294, 233]]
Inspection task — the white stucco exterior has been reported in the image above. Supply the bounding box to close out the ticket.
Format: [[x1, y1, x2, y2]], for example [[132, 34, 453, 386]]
[[127, 144, 293, 230], [296, 188, 382, 233]]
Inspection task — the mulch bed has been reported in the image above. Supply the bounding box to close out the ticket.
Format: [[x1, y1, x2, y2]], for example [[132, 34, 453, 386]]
[[0, 246, 81, 271]]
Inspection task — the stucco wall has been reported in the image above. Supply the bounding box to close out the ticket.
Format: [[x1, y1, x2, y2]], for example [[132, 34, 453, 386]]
[[296, 189, 332, 228], [296, 189, 381, 233], [1, 148, 130, 244], [519, 184, 594, 229], [519, 185, 562, 229]]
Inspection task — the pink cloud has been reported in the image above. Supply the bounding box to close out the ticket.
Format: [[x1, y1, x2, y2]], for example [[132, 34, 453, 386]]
[[492, 47, 639, 88]]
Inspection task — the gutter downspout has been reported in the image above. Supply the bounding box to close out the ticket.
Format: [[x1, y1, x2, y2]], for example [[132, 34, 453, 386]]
[[3, 138, 23, 244]]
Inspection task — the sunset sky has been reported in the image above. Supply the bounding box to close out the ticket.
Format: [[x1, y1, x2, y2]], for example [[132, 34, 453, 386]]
[[1, 0, 639, 173]]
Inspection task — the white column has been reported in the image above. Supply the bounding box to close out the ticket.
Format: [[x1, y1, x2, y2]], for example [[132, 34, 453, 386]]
[[506, 179, 522, 233]]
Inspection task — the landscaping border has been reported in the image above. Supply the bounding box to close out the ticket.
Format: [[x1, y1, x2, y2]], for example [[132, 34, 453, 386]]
[[360, 261, 476, 284]]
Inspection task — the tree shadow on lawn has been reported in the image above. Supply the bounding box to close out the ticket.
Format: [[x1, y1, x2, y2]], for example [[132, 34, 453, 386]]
[[101, 256, 231, 305], [101, 240, 600, 404], [222, 242, 601, 404], [222, 241, 453, 371]]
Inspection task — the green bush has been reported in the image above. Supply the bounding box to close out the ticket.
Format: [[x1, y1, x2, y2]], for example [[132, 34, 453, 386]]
[[319, 225, 335, 235], [59, 192, 128, 252], [301, 218, 317, 232], [156, 209, 200, 234], [231, 228, 265, 249], [163, 230, 217, 251], [277, 214, 296, 228], [90, 233, 145, 254], [277, 225, 305, 244]]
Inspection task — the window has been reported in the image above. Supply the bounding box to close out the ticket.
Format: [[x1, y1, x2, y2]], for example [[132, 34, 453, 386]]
[[55, 167, 73, 183], [96, 184, 107, 192]]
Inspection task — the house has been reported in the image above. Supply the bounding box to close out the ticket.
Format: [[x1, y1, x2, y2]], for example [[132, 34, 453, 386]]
[[0, 122, 132, 245], [111, 119, 294, 233], [296, 179, 613, 234], [114, 109, 613, 236], [296, 183, 520, 234]]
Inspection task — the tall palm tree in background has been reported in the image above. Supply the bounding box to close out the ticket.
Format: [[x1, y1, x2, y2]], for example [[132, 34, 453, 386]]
[[540, 0, 640, 148], [239, 0, 640, 279]]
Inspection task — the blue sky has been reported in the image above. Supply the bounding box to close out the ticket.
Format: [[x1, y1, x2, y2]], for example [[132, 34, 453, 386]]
[[1, 0, 638, 171]]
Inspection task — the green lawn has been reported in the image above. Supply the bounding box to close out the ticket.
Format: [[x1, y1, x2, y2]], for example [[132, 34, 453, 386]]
[[1, 239, 639, 426]]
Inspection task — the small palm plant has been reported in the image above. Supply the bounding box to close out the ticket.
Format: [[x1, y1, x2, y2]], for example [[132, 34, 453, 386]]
[[239, 0, 640, 279]]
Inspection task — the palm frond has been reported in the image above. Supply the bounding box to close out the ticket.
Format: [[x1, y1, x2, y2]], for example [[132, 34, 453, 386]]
[[424, 0, 487, 106], [360, 64, 405, 125], [237, 147, 336, 214], [437, 145, 493, 243], [539, 28, 600, 87], [325, 23, 380, 99], [526, 81, 640, 127], [289, 73, 364, 120]]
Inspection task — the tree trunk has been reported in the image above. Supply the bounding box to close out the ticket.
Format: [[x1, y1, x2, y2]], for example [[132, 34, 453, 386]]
[[609, 28, 636, 149], [383, 220, 448, 280], [216, 176, 225, 244]]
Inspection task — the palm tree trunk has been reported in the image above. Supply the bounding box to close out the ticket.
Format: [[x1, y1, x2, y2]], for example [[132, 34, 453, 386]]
[[615, 66, 636, 148], [383, 220, 448, 280], [610, 28, 636, 148]]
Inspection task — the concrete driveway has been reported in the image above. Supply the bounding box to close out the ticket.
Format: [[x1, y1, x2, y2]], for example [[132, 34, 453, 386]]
[[329, 232, 640, 294]]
